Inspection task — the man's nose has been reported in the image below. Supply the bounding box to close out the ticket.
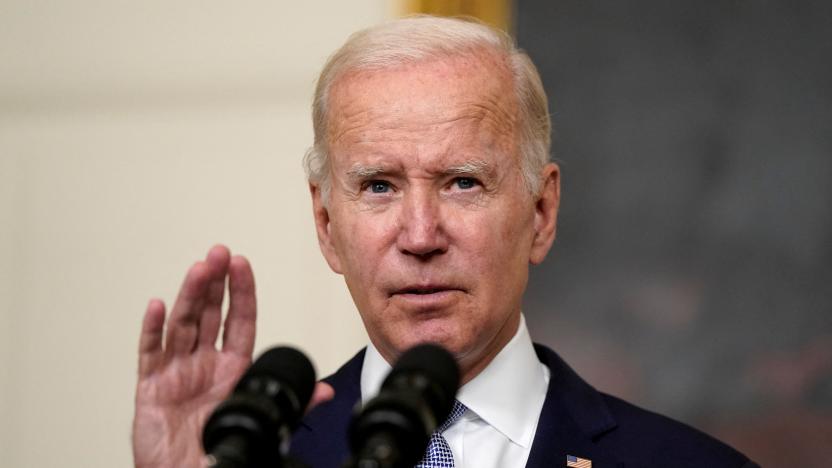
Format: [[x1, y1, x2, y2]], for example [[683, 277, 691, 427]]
[[396, 188, 449, 259]]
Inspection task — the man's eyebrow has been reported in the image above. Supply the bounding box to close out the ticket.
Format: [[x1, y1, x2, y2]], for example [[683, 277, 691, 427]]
[[445, 160, 493, 177], [345, 159, 493, 180], [346, 164, 387, 179]]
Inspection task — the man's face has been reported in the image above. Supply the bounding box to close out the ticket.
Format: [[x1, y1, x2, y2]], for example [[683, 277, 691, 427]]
[[311, 51, 559, 381]]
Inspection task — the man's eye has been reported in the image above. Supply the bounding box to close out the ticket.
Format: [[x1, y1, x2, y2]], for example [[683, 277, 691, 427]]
[[367, 181, 391, 193], [454, 177, 478, 190]]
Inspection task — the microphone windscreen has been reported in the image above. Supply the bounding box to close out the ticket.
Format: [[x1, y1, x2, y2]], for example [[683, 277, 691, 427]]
[[384, 343, 460, 417], [203, 346, 316, 467], [241, 346, 316, 412]]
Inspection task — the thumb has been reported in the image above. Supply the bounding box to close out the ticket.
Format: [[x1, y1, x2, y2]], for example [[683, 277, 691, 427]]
[[306, 381, 335, 414]]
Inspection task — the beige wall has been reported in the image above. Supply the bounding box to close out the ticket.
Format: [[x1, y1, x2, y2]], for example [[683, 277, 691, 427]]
[[0, 2, 390, 466]]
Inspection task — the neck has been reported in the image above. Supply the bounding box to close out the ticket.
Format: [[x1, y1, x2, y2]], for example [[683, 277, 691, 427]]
[[457, 312, 522, 385]]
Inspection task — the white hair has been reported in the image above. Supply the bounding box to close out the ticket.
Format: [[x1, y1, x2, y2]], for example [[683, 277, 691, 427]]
[[303, 15, 551, 201]]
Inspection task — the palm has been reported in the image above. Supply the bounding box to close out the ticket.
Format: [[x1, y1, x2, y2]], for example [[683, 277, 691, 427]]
[[132, 246, 257, 468], [141, 349, 248, 408], [134, 350, 250, 467]]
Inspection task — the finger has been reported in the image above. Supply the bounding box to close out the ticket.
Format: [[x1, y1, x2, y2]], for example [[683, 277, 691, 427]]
[[138, 299, 166, 377], [164, 261, 211, 356], [306, 382, 336, 414], [198, 245, 231, 348], [222, 255, 256, 357]]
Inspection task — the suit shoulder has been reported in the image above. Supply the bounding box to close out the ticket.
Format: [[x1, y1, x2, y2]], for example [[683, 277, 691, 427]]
[[599, 393, 758, 468]]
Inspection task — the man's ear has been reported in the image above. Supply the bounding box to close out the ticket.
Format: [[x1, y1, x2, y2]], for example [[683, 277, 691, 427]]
[[310, 183, 343, 274], [529, 162, 560, 265]]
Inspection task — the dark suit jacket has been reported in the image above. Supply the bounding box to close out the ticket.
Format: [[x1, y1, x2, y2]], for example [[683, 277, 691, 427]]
[[290, 344, 759, 468]]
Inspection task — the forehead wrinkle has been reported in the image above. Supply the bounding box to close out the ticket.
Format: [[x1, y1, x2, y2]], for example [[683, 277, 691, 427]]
[[464, 98, 517, 138], [326, 54, 522, 177], [330, 89, 516, 147], [328, 107, 375, 148]]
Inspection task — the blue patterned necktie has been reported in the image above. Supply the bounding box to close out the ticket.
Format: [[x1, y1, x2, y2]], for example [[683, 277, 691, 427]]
[[415, 400, 467, 468]]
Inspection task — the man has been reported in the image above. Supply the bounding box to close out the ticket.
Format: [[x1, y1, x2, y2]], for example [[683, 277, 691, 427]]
[[132, 16, 758, 468]]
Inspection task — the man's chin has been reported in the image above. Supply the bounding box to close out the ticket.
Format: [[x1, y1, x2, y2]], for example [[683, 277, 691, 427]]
[[389, 319, 467, 356]]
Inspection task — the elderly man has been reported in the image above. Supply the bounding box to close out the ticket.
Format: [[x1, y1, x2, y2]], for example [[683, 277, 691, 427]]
[[132, 16, 757, 468]]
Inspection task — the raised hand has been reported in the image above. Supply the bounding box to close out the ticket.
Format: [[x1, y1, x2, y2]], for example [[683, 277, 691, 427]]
[[132, 245, 256, 468]]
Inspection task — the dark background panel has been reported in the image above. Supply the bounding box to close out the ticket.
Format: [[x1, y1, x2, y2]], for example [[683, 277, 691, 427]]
[[516, 1, 832, 466]]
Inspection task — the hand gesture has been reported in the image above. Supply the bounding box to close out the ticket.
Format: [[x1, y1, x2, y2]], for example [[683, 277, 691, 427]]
[[132, 245, 256, 468]]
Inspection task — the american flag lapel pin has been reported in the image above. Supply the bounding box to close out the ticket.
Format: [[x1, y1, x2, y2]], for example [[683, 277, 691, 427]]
[[566, 454, 592, 468]]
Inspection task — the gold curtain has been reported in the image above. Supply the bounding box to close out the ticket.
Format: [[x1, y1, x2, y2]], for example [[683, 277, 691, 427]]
[[401, 0, 513, 33]]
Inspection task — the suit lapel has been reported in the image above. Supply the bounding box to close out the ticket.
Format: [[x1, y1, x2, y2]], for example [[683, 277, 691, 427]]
[[526, 344, 623, 468], [291, 349, 365, 468]]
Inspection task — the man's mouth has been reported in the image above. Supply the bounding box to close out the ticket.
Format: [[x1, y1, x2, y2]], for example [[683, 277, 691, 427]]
[[399, 287, 450, 295], [388, 284, 465, 305], [390, 284, 462, 297]]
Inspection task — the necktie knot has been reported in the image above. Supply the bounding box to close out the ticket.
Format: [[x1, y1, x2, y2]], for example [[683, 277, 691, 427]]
[[437, 400, 467, 432], [416, 400, 466, 468]]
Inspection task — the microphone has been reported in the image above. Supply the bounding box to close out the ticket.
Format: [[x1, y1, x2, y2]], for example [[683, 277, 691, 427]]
[[202, 346, 316, 468], [347, 343, 460, 468]]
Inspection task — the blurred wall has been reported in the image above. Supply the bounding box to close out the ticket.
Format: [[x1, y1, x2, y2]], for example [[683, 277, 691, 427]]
[[517, 1, 832, 467], [0, 2, 390, 466]]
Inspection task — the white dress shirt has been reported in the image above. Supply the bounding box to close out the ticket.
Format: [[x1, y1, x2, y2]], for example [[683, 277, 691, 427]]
[[360, 315, 551, 468]]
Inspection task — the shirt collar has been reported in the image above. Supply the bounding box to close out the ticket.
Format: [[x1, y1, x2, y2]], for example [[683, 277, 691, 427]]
[[360, 338, 393, 405], [360, 314, 549, 448]]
